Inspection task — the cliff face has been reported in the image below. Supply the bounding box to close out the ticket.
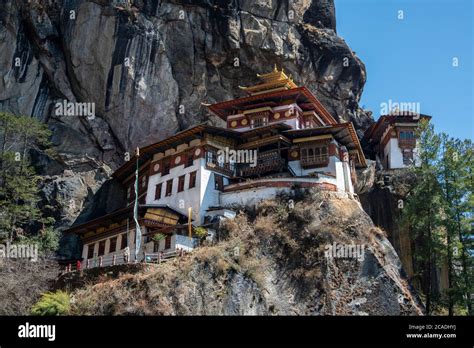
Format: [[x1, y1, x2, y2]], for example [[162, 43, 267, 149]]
[[0, 0, 372, 231], [359, 170, 417, 278], [359, 170, 449, 293], [58, 192, 423, 315]]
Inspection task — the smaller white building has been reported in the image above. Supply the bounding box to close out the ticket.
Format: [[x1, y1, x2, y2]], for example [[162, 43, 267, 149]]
[[363, 113, 431, 170]]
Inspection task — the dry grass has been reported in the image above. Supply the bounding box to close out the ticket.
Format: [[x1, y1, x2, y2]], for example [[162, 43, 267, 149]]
[[63, 190, 421, 315]]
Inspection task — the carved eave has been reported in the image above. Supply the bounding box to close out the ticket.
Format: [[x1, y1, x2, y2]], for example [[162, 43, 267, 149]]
[[363, 113, 432, 147], [64, 204, 191, 238], [112, 123, 241, 181], [206, 86, 337, 125], [284, 122, 367, 167]]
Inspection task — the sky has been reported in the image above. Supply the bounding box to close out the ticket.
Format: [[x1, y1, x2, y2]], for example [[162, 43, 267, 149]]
[[334, 0, 473, 140]]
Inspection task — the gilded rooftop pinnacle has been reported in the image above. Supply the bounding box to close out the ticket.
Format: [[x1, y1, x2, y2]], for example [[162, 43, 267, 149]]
[[239, 67, 298, 95]]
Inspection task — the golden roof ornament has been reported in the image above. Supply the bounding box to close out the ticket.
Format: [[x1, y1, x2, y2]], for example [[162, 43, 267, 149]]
[[241, 67, 298, 95]]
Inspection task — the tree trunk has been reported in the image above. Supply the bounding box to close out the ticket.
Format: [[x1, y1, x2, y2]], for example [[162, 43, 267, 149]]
[[444, 167, 454, 316], [453, 180, 473, 315]]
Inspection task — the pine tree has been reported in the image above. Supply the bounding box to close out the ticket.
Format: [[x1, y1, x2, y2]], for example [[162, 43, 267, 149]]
[[0, 112, 57, 250], [402, 120, 473, 315], [402, 120, 445, 314], [438, 136, 474, 314]]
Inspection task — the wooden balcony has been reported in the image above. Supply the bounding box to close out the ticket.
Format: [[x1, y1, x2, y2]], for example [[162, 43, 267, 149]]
[[205, 162, 235, 177], [240, 158, 285, 177], [300, 155, 329, 168]]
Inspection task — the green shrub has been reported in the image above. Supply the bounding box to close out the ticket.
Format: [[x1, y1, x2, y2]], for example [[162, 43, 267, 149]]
[[193, 226, 208, 239], [31, 291, 70, 316]]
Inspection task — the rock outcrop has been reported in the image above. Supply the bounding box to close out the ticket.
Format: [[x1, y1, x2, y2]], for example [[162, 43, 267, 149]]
[[58, 191, 423, 315], [359, 169, 449, 293], [355, 159, 376, 195], [359, 169, 417, 278], [0, 0, 373, 232]]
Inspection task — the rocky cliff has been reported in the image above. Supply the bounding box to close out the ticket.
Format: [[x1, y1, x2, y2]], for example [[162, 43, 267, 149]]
[[0, 0, 372, 232], [57, 191, 423, 315], [360, 169, 450, 294], [359, 169, 417, 279]]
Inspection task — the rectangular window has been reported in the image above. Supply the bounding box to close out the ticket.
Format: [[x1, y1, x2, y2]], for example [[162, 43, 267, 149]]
[[215, 174, 224, 191], [153, 240, 160, 252], [109, 237, 117, 253], [252, 116, 268, 128], [300, 144, 329, 167], [403, 151, 414, 165], [185, 152, 194, 168], [166, 179, 173, 196], [155, 183, 162, 200], [398, 130, 416, 148], [400, 131, 414, 140], [189, 171, 197, 189], [98, 240, 106, 256], [121, 234, 128, 250], [206, 149, 216, 165], [87, 244, 94, 259], [162, 158, 170, 175], [178, 175, 185, 192], [165, 235, 172, 249]]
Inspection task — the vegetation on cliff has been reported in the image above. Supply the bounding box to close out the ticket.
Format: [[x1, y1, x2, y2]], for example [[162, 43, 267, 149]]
[[0, 112, 59, 252], [400, 120, 473, 315], [51, 190, 422, 315]]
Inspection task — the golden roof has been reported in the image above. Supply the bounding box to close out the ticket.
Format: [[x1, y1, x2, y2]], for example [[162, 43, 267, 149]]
[[239, 65, 298, 95]]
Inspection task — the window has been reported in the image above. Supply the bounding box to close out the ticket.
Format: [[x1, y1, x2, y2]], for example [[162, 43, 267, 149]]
[[399, 131, 415, 140], [98, 240, 106, 256], [185, 152, 194, 168], [165, 235, 172, 249], [215, 174, 224, 191], [109, 237, 117, 253], [121, 234, 128, 250], [206, 149, 216, 165], [178, 175, 185, 192], [205, 148, 234, 175], [300, 144, 329, 167], [153, 239, 160, 252], [189, 171, 197, 189], [166, 179, 173, 196], [162, 158, 170, 175], [155, 183, 162, 200], [403, 151, 414, 165], [252, 116, 268, 128], [87, 244, 94, 259]]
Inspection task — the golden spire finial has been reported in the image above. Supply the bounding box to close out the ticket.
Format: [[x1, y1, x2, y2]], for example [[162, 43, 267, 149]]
[[274, 64, 278, 72]]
